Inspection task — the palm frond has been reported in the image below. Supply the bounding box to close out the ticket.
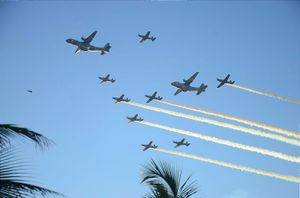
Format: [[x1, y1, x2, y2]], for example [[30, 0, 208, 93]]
[[0, 148, 63, 198], [141, 159, 198, 198], [178, 175, 198, 198], [143, 182, 170, 198], [0, 124, 54, 150]]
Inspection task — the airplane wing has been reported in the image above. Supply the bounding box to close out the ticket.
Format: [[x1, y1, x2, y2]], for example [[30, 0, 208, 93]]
[[84, 31, 97, 44], [142, 146, 148, 151], [174, 144, 180, 148], [224, 74, 230, 81], [146, 98, 152, 103], [145, 31, 150, 37], [185, 72, 199, 85], [217, 82, 224, 88], [174, 89, 182, 95], [139, 38, 146, 43]]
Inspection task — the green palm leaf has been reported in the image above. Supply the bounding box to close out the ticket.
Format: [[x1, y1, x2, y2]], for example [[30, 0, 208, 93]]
[[0, 148, 63, 198], [141, 159, 198, 198], [0, 124, 53, 149]]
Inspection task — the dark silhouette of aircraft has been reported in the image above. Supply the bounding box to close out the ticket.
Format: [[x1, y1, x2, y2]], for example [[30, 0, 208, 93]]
[[27, 90, 33, 93], [138, 31, 156, 43], [173, 138, 190, 148], [145, 91, 163, 103], [66, 30, 111, 55], [112, 94, 130, 104], [217, 74, 235, 88], [141, 141, 158, 151], [127, 114, 143, 123], [98, 74, 115, 84], [171, 72, 208, 95]]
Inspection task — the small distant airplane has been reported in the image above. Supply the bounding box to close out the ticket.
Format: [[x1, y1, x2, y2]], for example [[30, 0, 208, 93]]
[[27, 90, 32, 93], [127, 114, 143, 123], [171, 72, 208, 95], [141, 141, 158, 151], [112, 94, 130, 104], [173, 138, 190, 148], [217, 74, 235, 88], [138, 31, 156, 43], [66, 30, 111, 55], [98, 74, 116, 84], [145, 91, 163, 103]]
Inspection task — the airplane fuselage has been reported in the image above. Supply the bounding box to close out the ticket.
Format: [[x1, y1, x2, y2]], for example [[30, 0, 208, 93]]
[[171, 82, 195, 92], [66, 39, 106, 52], [66, 39, 92, 51]]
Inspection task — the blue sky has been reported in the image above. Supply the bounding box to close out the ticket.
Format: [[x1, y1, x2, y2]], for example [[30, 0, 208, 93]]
[[0, 1, 299, 197]]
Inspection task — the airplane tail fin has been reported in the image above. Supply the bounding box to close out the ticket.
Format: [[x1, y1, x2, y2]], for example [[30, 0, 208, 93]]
[[104, 43, 111, 52], [151, 37, 156, 41], [187, 143, 190, 146], [111, 79, 116, 83], [197, 84, 208, 95]]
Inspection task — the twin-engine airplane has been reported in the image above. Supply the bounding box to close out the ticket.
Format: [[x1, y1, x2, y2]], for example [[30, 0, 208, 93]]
[[171, 72, 208, 95], [98, 74, 115, 84], [138, 31, 156, 43], [141, 141, 158, 151], [145, 91, 163, 103], [66, 31, 111, 55], [112, 94, 130, 104], [217, 74, 235, 88], [173, 138, 190, 148], [127, 114, 144, 123]]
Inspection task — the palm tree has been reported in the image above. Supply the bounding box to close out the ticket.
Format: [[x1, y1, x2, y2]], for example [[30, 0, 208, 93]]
[[0, 124, 63, 198], [141, 159, 199, 198]]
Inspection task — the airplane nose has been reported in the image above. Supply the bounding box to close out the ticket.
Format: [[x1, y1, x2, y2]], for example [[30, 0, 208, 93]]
[[171, 82, 176, 86], [66, 39, 71, 43]]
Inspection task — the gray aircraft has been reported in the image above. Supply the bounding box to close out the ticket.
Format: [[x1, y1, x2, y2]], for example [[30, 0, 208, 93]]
[[173, 138, 190, 148], [171, 72, 208, 95], [141, 141, 158, 151], [98, 74, 116, 84], [138, 31, 156, 43], [217, 74, 235, 88], [127, 114, 143, 123], [112, 94, 130, 104], [145, 91, 163, 103], [66, 31, 111, 55], [27, 90, 32, 93]]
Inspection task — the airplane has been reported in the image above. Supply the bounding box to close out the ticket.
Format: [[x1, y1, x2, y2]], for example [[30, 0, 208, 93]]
[[171, 72, 208, 95], [173, 138, 190, 148], [66, 31, 111, 55], [27, 90, 32, 93], [141, 141, 158, 151], [145, 91, 163, 103], [127, 114, 143, 123], [217, 74, 235, 88], [98, 74, 116, 84], [112, 94, 130, 104], [138, 31, 156, 43]]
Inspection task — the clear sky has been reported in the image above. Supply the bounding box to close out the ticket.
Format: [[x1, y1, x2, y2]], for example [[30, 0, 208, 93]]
[[1, 1, 300, 197]]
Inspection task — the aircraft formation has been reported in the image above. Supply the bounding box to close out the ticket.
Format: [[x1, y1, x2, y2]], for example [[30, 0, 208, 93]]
[[57, 30, 300, 183], [65, 31, 238, 154]]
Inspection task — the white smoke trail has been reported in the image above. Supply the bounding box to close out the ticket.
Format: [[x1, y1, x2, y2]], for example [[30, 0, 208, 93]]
[[152, 148, 300, 183], [227, 84, 300, 105], [125, 102, 300, 147], [140, 121, 300, 164], [157, 100, 300, 139]]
